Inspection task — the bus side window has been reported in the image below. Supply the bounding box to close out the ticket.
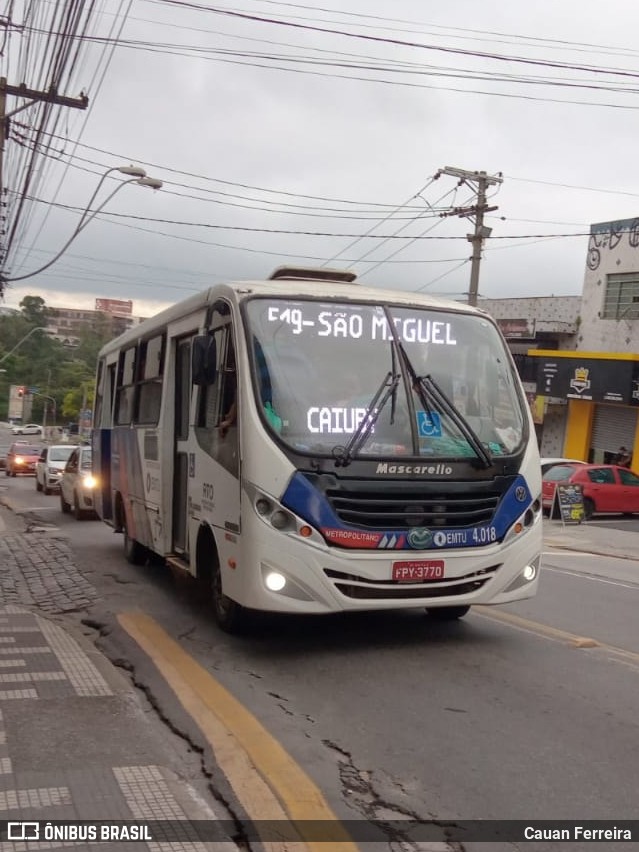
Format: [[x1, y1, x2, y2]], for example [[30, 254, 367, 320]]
[[196, 328, 235, 430]]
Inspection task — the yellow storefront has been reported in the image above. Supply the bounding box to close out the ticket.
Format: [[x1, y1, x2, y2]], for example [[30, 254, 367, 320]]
[[528, 350, 639, 473]]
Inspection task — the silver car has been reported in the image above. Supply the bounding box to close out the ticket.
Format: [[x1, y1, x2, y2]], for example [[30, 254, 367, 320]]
[[35, 445, 76, 494], [59, 445, 98, 520]]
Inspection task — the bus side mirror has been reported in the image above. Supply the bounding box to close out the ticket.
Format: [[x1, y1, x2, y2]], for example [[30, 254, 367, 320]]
[[192, 335, 217, 385]]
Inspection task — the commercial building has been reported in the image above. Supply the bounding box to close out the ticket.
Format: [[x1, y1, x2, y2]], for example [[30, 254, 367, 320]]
[[480, 217, 639, 471], [478, 295, 580, 454], [45, 298, 144, 347], [528, 217, 639, 470]]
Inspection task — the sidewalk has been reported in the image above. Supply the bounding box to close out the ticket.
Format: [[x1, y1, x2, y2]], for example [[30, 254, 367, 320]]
[[0, 502, 239, 850], [543, 518, 639, 562]]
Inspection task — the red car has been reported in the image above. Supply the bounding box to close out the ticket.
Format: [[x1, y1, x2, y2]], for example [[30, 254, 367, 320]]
[[542, 463, 639, 519], [5, 442, 42, 477]]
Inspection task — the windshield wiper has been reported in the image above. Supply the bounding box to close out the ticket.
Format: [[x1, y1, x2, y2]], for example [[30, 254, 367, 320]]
[[378, 305, 492, 468], [333, 370, 401, 467], [415, 373, 492, 468]]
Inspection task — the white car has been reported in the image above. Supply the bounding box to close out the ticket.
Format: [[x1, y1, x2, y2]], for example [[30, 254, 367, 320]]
[[540, 457, 587, 476], [12, 423, 43, 436], [35, 445, 76, 494], [59, 445, 98, 520]]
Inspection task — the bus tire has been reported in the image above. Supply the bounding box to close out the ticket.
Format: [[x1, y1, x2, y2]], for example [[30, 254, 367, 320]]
[[197, 528, 247, 633], [123, 517, 148, 565], [114, 494, 147, 565], [426, 605, 470, 621]]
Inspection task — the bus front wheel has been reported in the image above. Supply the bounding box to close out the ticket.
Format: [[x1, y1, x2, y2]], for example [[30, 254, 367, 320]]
[[197, 530, 246, 633], [426, 605, 470, 621]]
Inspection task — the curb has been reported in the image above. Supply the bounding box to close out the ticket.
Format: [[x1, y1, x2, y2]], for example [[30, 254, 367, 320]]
[[544, 541, 637, 562]]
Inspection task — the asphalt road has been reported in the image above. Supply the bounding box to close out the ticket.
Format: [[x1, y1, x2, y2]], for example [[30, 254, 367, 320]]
[[2, 470, 638, 852]]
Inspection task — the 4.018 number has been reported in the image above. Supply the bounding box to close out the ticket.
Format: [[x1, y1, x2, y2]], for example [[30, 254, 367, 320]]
[[472, 526, 497, 544]]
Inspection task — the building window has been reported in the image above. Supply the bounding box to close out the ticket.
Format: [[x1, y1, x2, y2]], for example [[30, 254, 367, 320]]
[[603, 273, 639, 319]]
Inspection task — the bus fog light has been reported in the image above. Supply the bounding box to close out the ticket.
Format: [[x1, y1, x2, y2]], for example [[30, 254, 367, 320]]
[[523, 563, 537, 581], [271, 510, 289, 530], [265, 572, 286, 591]]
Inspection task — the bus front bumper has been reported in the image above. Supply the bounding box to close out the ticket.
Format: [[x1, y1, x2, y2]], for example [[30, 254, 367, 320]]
[[226, 520, 543, 615]]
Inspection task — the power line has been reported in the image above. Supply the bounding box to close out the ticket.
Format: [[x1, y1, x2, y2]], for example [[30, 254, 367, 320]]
[[7, 191, 595, 239], [146, 0, 639, 82]]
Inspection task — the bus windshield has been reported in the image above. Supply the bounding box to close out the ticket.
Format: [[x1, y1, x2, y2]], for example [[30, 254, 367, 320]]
[[244, 298, 526, 461]]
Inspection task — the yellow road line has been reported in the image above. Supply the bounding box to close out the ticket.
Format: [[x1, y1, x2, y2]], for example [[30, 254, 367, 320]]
[[474, 606, 639, 670], [118, 611, 358, 852]]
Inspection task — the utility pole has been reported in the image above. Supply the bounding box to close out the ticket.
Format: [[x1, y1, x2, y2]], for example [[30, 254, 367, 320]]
[[0, 78, 88, 278], [437, 167, 503, 306]]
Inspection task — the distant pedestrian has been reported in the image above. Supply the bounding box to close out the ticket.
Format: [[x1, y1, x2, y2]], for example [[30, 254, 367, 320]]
[[615, 446, 631, 468]]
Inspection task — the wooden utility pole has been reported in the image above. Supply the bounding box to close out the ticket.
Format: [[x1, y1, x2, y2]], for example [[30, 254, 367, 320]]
[[0, 79, 88, 195], [0, 78, 89, 279], [438, 167, 503, 306]]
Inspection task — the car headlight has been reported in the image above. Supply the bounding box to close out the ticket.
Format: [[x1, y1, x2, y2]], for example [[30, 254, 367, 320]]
[[82, 474, 97, 489], [15, 456, 24, 464]]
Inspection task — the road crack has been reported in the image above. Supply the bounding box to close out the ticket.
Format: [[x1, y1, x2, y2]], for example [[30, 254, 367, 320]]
[[323, 739, 465, 851]]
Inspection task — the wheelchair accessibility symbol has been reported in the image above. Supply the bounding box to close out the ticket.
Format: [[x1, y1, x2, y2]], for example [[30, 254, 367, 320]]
[[417, 411, 442, 437]]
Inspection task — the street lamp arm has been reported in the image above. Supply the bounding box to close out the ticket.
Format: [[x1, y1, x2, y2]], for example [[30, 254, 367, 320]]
[[75, 177, 142, 237], [76, 164, 147, 232], [0, 326, 48, 365], [0, 165, 160, 285]]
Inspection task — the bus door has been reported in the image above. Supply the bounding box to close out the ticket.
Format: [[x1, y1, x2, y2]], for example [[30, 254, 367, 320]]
[[192, 322, 241, 541], [173, 337, 192, 555], [93, 359, 115, 523]]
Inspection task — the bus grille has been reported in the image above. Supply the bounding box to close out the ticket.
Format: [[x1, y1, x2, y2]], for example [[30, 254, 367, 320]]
[[325, 486, 501, 529], [324, 564, 500, 600]]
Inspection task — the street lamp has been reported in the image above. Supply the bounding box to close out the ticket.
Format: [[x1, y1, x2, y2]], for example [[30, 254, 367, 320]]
[[0, 165, 163, 284], [0, 326, 49, 365]]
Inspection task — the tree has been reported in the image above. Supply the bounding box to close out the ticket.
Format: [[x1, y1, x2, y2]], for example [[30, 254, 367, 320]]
[[19, 295, 49, 326], [1, 294, 105, 424], [62, 381, 95, 421]]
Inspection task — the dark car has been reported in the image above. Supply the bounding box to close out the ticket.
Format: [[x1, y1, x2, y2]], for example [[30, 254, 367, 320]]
[[542, 463, 639, 519], [5, 442, 42, 477]]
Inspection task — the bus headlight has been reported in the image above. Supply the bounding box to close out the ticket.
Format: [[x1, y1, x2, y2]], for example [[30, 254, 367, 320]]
[[249, 485, 324, 544], [504, 495, 542, 543], [255, 498, 272, 515], [270, 510, 289, 530]]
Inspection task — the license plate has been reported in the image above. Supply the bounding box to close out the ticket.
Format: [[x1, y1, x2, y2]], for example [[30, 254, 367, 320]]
[[392, 560, 445, 582]]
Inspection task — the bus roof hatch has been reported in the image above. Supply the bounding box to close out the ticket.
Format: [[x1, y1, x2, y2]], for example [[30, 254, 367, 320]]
[[268, 266, 357, 284]]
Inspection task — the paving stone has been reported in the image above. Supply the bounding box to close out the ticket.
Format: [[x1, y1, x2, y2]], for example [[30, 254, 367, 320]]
[[0, 533, 96, 615]]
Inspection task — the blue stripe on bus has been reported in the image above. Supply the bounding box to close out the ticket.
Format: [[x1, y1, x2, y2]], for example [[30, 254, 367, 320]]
[[281, 473, 534, 550]]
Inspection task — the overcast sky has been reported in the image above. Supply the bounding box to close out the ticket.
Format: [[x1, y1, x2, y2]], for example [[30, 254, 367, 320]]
[[2, 0, 639, 317]]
